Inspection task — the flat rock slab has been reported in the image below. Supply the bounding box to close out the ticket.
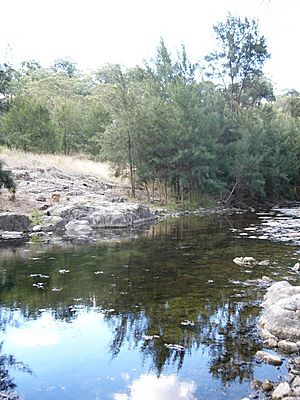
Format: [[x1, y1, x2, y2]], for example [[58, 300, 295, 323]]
[[49, 202, 155, 229]]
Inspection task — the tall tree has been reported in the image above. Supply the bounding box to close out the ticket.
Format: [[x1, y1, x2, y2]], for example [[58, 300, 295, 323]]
[[205, 15, 272, 110]]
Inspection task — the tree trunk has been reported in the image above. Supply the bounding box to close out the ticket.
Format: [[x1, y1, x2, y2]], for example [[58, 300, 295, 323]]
[[127, 131, 135, 198]]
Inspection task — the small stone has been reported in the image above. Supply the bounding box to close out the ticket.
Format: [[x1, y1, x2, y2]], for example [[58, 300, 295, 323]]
[[37, 195, 46, 202], [278, 340, 298, 354], [292, 262, 300, 272], [272, 382, 291, 399], [292, 375, 300, 388], [263, 338, 278, 348], [255, 350, 283, 366], [262, 379, 273, 392], [262, 276, 273, 283], [259, 260, 270, 266], [233, 257, 257, 266], [1, 231, 24, 239], [32, 225, 42, 232], [260, 328, 278, 341]]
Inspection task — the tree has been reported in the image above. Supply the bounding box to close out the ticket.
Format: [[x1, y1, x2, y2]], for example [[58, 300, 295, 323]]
[[50, 57, 79, 78], [205, 15, 272, 110], [0, 96, 57, 153], [98, 64, 140, 197], [0, 63, 16, 113], [0, 160, 15, 192]]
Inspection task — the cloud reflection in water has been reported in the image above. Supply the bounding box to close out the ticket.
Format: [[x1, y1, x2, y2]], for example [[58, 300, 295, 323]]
[[114, 374, 196, 400]]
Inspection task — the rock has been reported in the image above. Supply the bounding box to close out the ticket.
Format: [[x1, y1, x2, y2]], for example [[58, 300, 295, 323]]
[[291, 386, 300, 397], [41, 216, 66, 232], [36, 195, 46, 202], [291, 376, 300, 388], [32, 225, 42, 232], [259, 260, 271, 266], [262, 380, 273, 392], [272, 382, 291, 399], [1, 231, 24, 240], [13, 169, 30, 180], [292, 262, 300, 272], [233, 257, 257, 266], [50, 202, 155, 229], [0, 212, 30, 231], [262, 276, 273, 283], [278, 340, 299, 354], [263, 338, 278, 348], [260, 328, 278, 341], [259, 281, 300, 342], [65, 220, 92, 237], [255, 350, 283, 366]]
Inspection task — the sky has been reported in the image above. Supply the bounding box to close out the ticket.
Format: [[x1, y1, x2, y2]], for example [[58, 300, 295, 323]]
[[1, 0, 299, 92]]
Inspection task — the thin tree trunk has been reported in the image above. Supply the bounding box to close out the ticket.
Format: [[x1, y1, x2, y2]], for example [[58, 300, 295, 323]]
[[127, 131, 135, 198]]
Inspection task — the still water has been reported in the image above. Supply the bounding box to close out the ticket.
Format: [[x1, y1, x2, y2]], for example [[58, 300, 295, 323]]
[[1, 210, 299, 399]]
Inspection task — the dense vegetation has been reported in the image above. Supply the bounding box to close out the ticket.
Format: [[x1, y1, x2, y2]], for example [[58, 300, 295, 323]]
[[0, 15, 300, 206]]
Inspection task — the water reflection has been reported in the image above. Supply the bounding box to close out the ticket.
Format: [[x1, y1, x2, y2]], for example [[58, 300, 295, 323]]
[[0, 213, 297, 399], [114, 374, 197, 400]]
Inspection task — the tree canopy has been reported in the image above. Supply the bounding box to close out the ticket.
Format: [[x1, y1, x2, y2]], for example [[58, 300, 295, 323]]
[[0, 15, 299, 206]]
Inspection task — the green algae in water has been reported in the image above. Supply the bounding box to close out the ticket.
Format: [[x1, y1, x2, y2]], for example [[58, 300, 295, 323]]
[[0, 212, 298, 399]]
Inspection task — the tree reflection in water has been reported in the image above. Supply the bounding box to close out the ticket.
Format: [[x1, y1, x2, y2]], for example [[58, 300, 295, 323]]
[[0, 309, 32, 399], [0, 213, 286, 395]]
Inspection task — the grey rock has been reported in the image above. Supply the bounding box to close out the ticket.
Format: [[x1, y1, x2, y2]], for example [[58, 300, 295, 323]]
[[32, 225, 42, 232], [0, 212, 30, 231], [278, 340, 299, 354], [292, 262, 300, 272], [272, 382, 291, 399], [292, 376, 300, 388], [50, 202, 155, 229], [233, 257, 257, 266], [263, 338, 278, 348], [1, 231, 24, 240], [65, 220, 92, 237], [255, 350, 283, 366], [259, 281, 300, 343]]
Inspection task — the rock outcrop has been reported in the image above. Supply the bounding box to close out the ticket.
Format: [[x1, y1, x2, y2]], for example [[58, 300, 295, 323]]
[[0, 212, 30, 232], [259, 281, 300, 347]]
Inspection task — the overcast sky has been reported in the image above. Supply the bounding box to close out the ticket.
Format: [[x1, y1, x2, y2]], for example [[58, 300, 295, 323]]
[[1, 0, 299, 92]]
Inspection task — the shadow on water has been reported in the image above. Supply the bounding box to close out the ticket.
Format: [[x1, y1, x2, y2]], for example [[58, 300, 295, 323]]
[[0, 211, 299, 398]]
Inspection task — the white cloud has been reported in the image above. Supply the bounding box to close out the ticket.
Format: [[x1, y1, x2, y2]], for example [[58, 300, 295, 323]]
[[114, 374, 196, 400]]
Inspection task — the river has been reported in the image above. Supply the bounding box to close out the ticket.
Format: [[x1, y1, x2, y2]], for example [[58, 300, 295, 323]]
[[0, 208, 299, 399]]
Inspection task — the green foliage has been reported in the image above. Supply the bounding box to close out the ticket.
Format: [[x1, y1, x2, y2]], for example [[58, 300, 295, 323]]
[[0, 96, 57, 152], [206, 15, 272, 110], [0, 17, 299, 206], [28, 209, 43, 225], [0, 160, 15, 192]]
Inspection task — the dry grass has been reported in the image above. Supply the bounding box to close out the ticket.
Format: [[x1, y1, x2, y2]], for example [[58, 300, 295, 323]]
[[0, 147, 121, 182]]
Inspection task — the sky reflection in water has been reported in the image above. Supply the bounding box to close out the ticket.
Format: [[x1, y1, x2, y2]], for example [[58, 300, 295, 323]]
[[0, 213, 298, 399]]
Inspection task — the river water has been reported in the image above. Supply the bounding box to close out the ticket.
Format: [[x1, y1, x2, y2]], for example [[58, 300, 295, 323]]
[[1, 209, 299, 400]]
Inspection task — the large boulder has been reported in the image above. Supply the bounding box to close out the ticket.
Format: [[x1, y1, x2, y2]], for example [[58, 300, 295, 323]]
[[49, 202, 155, 229], [0, 212, 30, 232], [65, 220, 92, 237], [89, 204, 155, 228], [259, 281, 300, 343]]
